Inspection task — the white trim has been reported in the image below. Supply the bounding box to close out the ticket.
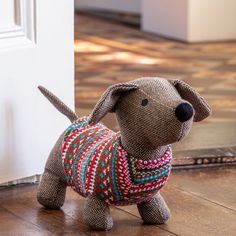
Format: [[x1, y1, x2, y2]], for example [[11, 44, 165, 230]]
[[0, 0, 36, 49], [75, 0, 141, 14], [0, 175, 41, 187]]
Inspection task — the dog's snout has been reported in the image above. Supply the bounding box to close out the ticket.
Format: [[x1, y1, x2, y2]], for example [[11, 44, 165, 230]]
[[175, 103, 193, 122]]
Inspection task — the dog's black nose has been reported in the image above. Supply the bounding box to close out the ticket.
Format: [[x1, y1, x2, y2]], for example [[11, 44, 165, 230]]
[[175, 103, 193, 122]]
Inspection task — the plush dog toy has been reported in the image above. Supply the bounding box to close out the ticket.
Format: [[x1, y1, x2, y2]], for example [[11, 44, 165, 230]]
[[37, 77, 211, 230]]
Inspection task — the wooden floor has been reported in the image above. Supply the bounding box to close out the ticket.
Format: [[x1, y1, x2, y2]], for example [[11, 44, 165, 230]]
[[1, 168, 236, 236]]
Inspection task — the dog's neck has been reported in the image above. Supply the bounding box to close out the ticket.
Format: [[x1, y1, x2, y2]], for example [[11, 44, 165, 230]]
[[120, 135, 169, 160]]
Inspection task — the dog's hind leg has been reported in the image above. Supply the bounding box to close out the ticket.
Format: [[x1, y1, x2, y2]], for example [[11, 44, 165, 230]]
[[137, 192, 170, 224], [37, 133, 67, 209]]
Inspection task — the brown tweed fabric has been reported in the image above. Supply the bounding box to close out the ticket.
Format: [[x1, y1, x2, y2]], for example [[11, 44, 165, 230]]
[[88, 77, 210, 160], [88, 83, 138, 125], [37, 133, 67, 209], [137, 192, 170, 224], [84, 195, 113, 231], [37, 171, 67, 209], [38, 86, 78, 123]]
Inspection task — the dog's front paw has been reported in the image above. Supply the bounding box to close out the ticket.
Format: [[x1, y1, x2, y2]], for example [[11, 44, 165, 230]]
[[137, 192, 170, 224], [84, 195, 113, 231]]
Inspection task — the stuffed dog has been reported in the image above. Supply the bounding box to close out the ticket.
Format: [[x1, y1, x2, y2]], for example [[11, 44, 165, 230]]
[[37, 77, 211, 230]]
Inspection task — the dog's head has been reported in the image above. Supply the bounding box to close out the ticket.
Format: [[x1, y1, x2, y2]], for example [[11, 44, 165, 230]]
[[88, 77, 211, 148]]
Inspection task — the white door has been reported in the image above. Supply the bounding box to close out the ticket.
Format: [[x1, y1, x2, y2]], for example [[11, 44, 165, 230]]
[[0, 0, 74, 184]]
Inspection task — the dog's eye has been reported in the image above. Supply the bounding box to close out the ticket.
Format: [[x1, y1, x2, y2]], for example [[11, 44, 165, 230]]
[[141, 99, 148, 106]]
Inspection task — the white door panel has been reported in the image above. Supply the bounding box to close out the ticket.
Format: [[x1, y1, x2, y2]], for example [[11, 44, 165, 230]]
[[0, 0, 74, 183], [0, 0, 15, 28], [0, 0, 36, 49]]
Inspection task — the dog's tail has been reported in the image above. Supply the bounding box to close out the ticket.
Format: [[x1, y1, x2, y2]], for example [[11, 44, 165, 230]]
[[38, 86, 78, 123]]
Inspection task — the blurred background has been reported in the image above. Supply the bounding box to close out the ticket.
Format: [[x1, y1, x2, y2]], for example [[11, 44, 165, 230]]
[[74, 0, 236, 168]]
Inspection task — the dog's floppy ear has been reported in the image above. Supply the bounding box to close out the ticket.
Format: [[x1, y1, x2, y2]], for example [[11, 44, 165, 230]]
[[170, 79, 211, 122], [88, 83, 138, 125]]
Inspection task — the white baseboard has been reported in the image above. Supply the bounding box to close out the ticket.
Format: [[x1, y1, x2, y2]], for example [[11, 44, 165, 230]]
[[75, 0, 141, 14], [0, 174, 41, 187]]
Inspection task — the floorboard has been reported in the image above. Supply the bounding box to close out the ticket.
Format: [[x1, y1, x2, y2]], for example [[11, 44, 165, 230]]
[[119, 186, 236, 236], [1, 168, 236, 235], [0, 206, 51, 236], [169, 168, 236, 212]]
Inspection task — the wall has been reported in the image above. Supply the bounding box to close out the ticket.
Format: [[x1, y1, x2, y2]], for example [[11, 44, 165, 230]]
[[75, 0, 141, 14], [188, 0, 236, 41], [142, 0, 236, 42]]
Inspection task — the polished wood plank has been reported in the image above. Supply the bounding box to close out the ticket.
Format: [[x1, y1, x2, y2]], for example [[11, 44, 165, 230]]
[[90, 208, 173, 236], [0, 185, 90, 236], [116, 168, 236, 236], [169, 168, 236, 211], [1, 203, 90, 236], [0, 206, 51, 236], [1, 167, 236, 235], [61, 189, 173, 236], [0, 184, 172, 236], [118, 185, 236, 236]]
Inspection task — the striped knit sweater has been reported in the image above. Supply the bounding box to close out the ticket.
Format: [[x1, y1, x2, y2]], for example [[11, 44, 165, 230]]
[[62, 117, 172, 206]]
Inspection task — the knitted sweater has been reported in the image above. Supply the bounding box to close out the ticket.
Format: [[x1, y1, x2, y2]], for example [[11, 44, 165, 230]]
[[62, 117, 172, 206]]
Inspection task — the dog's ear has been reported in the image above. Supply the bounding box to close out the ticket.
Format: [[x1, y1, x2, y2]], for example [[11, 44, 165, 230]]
[[170, 79, 211, 122], [88, 83, 138, 125]]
